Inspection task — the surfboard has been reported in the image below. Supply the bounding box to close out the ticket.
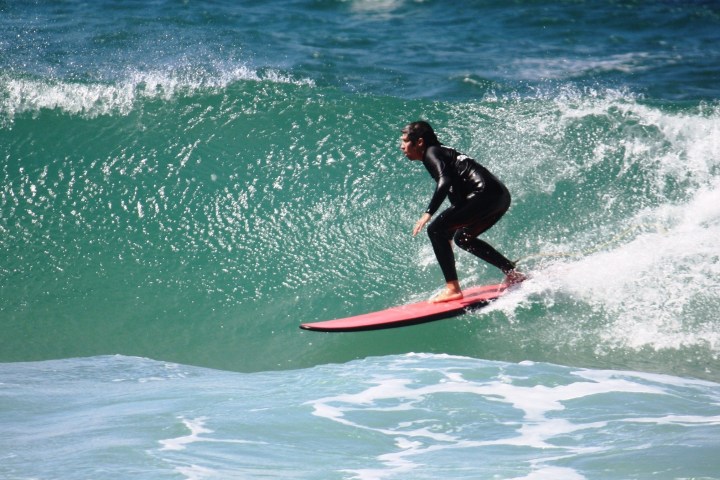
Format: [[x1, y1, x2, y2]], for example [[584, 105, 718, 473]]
[[300, 283, 508, 332]]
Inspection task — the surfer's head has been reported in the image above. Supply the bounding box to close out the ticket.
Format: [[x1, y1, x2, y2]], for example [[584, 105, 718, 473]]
[[402, 121, 441, 147], [400, 121, 441, 160]]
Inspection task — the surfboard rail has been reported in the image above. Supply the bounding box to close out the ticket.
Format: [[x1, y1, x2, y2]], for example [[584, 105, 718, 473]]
[[300, 283, 508, 332]]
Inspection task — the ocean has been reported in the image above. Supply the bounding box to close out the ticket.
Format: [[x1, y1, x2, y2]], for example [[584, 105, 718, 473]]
[[1, 0, 719, 478]]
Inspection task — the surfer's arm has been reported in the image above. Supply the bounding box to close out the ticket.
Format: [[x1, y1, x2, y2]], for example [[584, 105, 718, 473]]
[[423, 147, 452, 215]]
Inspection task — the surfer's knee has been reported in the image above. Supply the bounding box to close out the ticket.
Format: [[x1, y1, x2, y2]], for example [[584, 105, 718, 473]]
[[426, 220, 443, 240], [453, 231, 472, 250]]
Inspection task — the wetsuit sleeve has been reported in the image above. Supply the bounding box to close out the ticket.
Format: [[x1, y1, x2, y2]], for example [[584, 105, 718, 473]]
[[423, 147, 452, 216]]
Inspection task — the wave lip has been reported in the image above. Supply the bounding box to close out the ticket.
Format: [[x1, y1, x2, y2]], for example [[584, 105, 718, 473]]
[[0, 65, 314, 125]]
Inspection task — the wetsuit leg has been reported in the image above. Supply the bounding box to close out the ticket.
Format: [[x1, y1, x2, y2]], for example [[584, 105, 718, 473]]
[[454, 228, 515, 274], [453, 189, 515, 273], [427, 207, 461, 282], [427, 188, 514, 282]]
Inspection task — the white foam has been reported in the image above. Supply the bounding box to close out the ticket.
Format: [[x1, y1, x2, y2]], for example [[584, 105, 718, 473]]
[[485, 87, 720, 198], [174, 464, 217, 480], [158, 416, 263, 456], [484, 97, 720, 355], [348, 0, 404, 15], [309, 360, 670, 479], [526, 181, 720, 353], [613, 101, 720, 191], [1, 76, 138, 120], [508, 465, 588, 480], [513, 51, 676, 81], [574, 367, 720, 388], [627, 414, 720, 426], [0, 66, 314, 124], [159, 417, 212, 451]]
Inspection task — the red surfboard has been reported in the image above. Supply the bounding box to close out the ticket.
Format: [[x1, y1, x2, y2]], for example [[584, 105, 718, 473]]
[[300, 283, 508, 332]]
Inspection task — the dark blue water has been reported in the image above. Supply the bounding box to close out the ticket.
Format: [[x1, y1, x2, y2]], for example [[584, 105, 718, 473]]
[[3, 1, 719, 101]]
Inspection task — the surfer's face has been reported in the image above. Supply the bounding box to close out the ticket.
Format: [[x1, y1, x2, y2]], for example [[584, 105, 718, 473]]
[[400, 134, 424, 161]]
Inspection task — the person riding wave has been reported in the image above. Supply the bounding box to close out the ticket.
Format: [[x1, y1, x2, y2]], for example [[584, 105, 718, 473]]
[[400, 121, 526, 303]]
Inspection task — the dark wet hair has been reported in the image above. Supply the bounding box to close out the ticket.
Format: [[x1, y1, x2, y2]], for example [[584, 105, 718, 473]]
[[401, 121, 442, 147]]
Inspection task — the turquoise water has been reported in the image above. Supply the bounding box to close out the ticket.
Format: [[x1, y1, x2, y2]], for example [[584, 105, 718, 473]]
[[2, 1, 720, 478], [3, 354, 720, 479]]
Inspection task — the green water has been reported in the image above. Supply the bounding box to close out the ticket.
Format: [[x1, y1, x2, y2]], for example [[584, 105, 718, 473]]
[[2, 79, 719, 380]]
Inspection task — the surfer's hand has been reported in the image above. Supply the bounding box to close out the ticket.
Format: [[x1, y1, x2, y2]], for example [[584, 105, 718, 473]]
[[413, 213, 432, 236]]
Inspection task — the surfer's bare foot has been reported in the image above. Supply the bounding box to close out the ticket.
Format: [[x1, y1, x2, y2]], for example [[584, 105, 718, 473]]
[[503, 269, 527, 286], [430, 281, 463, 303]]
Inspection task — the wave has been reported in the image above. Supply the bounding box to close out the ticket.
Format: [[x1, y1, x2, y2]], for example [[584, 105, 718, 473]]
[[1, 79, 719, 379], [3, 354, 719, 479], [0, 66, 314, 126], [511, 52, 682, 81], [475, 90, 720, 375]]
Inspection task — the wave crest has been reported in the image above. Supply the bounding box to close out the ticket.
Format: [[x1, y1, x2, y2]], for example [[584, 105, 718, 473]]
[[0, 66, 314, 125]]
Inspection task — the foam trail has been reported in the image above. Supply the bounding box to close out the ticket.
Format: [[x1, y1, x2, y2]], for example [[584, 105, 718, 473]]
[[160, 417, 213, 451], [496, 178, 720, 355]]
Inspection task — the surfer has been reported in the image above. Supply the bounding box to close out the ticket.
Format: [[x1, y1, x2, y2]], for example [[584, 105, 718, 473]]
[[401, 121, 526, 303]]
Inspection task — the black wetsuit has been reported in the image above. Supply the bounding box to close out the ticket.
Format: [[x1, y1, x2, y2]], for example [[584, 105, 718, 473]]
[[422, 145, 515, 282]]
